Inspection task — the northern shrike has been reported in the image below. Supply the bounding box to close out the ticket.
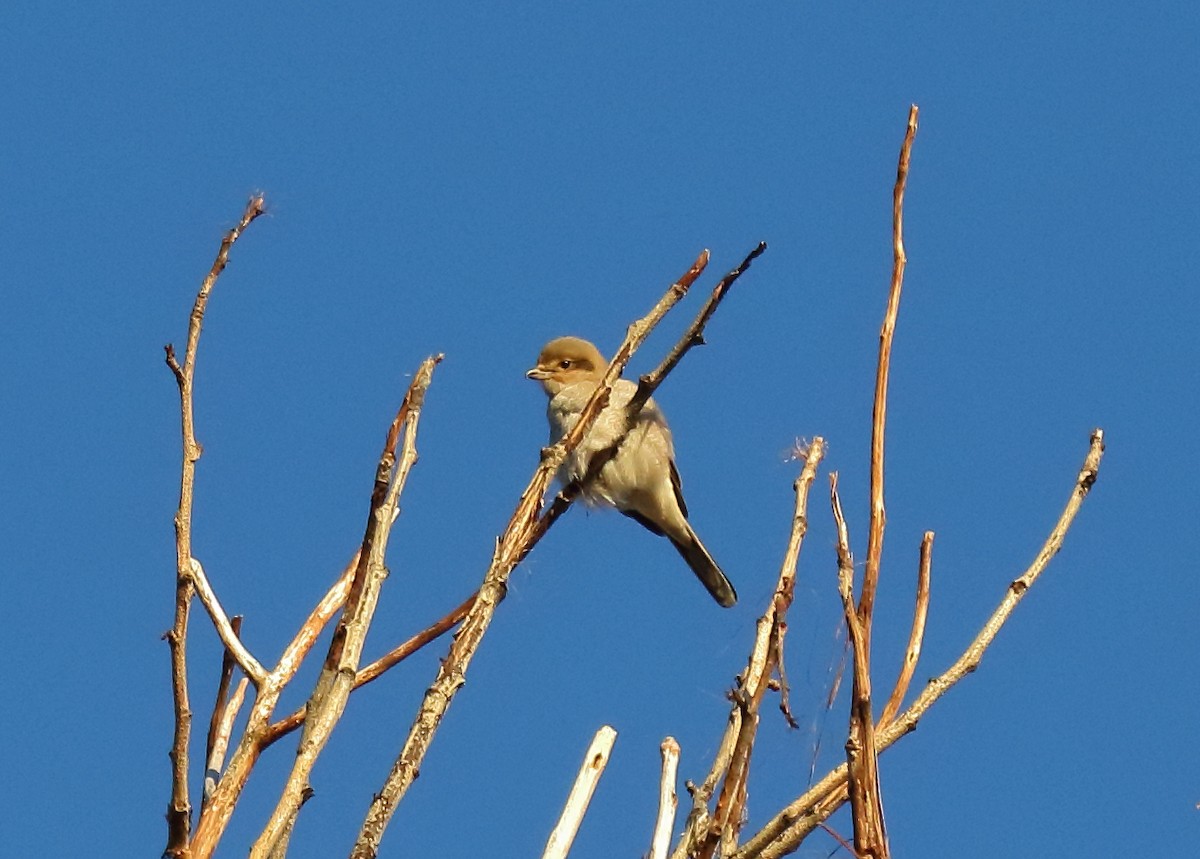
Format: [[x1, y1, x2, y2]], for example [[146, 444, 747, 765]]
[[526, 336, 737, 607]]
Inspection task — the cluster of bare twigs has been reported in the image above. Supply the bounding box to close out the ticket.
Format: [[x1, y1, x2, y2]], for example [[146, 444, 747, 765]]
[[161, 192, 764, 856], [162, 105, 1104, 859]]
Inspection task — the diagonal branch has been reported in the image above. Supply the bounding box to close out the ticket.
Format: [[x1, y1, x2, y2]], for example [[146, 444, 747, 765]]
[[249, 354, 442, 858], [162, 194, 265, 859], [541, 726, 619, 859], [187, 558, 267, 686], [879, 533, 933, 727]]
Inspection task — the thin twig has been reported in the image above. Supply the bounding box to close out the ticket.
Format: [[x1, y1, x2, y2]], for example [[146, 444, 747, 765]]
[[204, 677, 249, 803], [675, 438, 824, 859], [163, 194, 265, 858], [832, 475, 889, 859], [204, 613, 243, 793], [649, 738, 681, 859], [187, 558, 267, 686], [542, 726, 619, 859], [733, 429, 1105, 859], [250, 355, 442, 858], [351, 246, 763, 859], [859, 104, 918, 630], [878, 533, 933, 727]]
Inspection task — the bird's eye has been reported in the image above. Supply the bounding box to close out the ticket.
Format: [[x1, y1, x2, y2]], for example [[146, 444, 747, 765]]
[[558, 360, 572, 370]]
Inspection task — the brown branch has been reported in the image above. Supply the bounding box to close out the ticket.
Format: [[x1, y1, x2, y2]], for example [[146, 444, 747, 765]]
[[163, 194, 265, 858], [859, 104, 918, 633], [832, 475, 889, 859], [250, 355, 442, 858], [352, 245, 763, 859], [879, 533, 933, 727], [673, 438, 824, 859], [733, 429, 1106, 859], [818, 822, 860, 859], [260, 590, 478, 747]]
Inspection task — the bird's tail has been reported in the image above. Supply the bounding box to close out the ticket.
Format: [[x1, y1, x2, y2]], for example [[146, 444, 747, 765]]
[[667, 524, 737, 608]]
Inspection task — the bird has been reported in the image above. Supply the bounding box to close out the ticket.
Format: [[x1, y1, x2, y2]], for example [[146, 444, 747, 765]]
[[526, 336, 737, 607]]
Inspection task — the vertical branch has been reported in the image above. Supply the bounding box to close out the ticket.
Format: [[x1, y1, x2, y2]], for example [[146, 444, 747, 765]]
[[162, 195, 265, 858], [859, 103, 918, 635], [649, 738, 681, 859], [831, 475, 889, 859], [249, 355, 442, 858]]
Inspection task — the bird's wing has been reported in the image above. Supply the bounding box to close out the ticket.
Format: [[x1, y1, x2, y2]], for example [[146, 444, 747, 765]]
[[620, 508, 666, 536], [668, 459, 689, 519]]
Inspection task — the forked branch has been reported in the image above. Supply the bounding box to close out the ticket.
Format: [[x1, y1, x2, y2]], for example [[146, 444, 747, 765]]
[[671, 437, 825, 859], [733, 428, 1106, 859]]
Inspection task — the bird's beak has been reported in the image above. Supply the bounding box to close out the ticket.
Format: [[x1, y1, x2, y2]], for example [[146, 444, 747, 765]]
[[526, 366, 551, 381]]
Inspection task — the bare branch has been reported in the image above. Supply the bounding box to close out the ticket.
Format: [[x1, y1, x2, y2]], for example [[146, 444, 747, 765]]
[[163, 194, 265, 858], [649, 738, 681, 859], [860, 104, 918, 631], [675, 438, 824, 859], [734, 429, 1106, 859], [204, 677, 249, 804], [187, 558, 267, 686], [204, 613, 243, 803], [250, 355, 442, 858], [879, 533, 933, 727], [542, 726, 619, 859], [832, 475, 889, 859]]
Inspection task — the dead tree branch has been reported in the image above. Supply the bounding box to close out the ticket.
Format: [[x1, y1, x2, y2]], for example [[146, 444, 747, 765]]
[[541, 726, 619, 859], [879, 534, 932, 728], [650, 738, 682, 859], [671, 437, 825, 859], [162, 194, 265, 858], [733, 428, 1105, 859], [189, 364, 441, 859], [250, 355, 443, 858], [832, 474, 889, 859]]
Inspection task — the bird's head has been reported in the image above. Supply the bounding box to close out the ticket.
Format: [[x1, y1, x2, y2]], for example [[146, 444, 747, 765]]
[[526, 336, 606, 395]]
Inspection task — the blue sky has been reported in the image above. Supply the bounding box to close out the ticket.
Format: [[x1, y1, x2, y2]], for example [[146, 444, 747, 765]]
[[2, 3, 1196, 857]]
